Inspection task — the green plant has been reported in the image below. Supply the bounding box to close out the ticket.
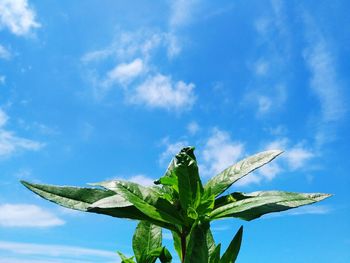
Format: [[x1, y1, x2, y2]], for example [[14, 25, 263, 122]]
[[21, 147, 331, 262]]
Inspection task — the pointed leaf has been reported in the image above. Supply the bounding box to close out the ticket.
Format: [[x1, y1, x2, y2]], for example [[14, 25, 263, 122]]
[[117, 252, 136, 263], [210, 191, 332, 220], [171, 231, 182, 260], [21, 180, 115, 211], [220, 226, 243, 263], [132, 221, 162, 263], [209, 244, 221, 263], [184, 221, 209, 263], [204, 150, 283, 197]]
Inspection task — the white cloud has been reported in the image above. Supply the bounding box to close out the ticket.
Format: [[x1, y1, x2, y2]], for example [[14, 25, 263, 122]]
[[0, 108, 44, 158], [105, 58, 145, 86], [120, 174, 154, 187], [159, 139, 189, 166], [202, 129, 244, 177], [82, 30, 197, 111], [0, 204, 64, 227], [187, 121, 200, 135], [284, 146, 314, 170], [0, 44, 11, 59], [0, 75, 5, 85], [0, 130, 43, 157], [254, 60, 269, 76], [0, 0, 40, 36], [130, 74, 195, 111], [245, 84, 287, 115], [0, 241, 120, 262], [169, 0, 198, 29], [265, 138, 314, 171]]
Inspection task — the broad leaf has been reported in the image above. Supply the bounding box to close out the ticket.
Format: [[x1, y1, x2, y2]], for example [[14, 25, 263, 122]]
[[204, 150, 283, 197], [220, 226, 243, 263], [132, 221, 162, 263], [94, 180, 184, 230], [210, 191, 331, 220], [184, 221, 209, 263], [174, 150, 203, 212]]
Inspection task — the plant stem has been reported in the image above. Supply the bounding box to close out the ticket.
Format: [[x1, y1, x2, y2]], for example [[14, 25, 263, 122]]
[[181, 231, 187, 263]]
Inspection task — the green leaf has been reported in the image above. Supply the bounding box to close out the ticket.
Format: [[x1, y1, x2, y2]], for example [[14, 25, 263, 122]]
[[158, 247, 172, 263], [210, 191, 332, 220], [174, 150, 203, 212], [209, 244, 221, 263], [21, 180, 115, 211], [204, 150, 283, 197], [95, 180, 183, 230], [171, 231, 182, 260], [117, 252, 136, 263], [148, 247, 172, 263], [132, 221, 162, 263], [184, 221, 209, 263], [220, 226, 243, 263], [207, 230, 220, 263]]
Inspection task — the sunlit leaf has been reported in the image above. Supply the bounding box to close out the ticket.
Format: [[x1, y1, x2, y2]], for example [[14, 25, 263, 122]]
[[204, 150, 283, 197], [210, 191, 331, 220]]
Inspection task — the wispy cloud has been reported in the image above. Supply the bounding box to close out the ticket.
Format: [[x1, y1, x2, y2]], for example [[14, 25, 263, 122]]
[[0, 204, 64, 227], [0, 241, 120, 263], [0, 109, 44, 158], [0, 44, 11, 59], [0, 0, 40, 36], [265, 205, 331, 218]]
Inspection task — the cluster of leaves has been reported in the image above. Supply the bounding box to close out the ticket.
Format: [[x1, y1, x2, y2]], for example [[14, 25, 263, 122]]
[[21, 147, 331, 262]]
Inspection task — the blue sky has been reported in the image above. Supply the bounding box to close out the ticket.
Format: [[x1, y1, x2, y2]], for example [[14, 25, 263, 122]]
[[0, 0, 349, 262]]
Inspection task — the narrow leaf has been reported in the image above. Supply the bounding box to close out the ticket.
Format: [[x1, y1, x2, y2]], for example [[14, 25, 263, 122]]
[[209, 244, 221, 263], [117, 252, 136, 263], [220, 226, 243, 263], [204, 150, 283, 197], [21, 180, 115, 211], [210, 191, 332, 220]]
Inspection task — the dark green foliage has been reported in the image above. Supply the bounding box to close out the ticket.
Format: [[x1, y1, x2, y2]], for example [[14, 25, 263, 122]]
[[21, 147, 331, 262]]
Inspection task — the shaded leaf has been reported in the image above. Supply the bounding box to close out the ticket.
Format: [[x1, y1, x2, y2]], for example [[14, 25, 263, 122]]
[[220, 226, 243, 263], [95, 180, 183, 230], [184, 221, 209, 263], [117, 252, 136, 263], [210, 191, 331, 220], [204, 150, 283, 197], [209, 244, 221, 263]]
